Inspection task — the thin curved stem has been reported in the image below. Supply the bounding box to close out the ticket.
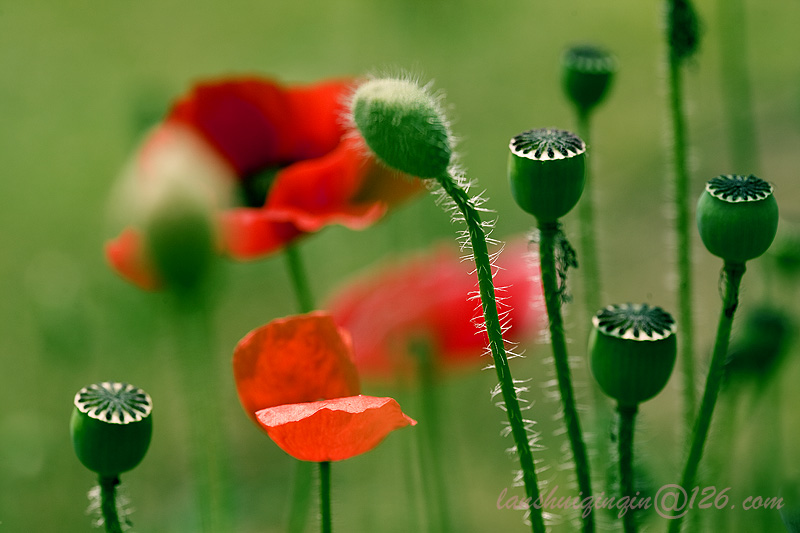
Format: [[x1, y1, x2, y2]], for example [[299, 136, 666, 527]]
[[283, 242, 317, 533], [434, 173, 546, 533], [617, 406, 638, 533], [319, 461, 332, 533], [666, 5, 698, 437], [99, 475, 124, 533], [538, 223, 594, 533], [669, 261, 746, 533]]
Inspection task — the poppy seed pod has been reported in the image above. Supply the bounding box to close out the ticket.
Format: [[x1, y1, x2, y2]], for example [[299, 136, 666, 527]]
[[351, 77, 452, 179], [562, 44, 617, 114], [70, 382, 153, 477], [589, 303, 677, 408], [508, 128, 586, 223], [696, 175, 779, 264]]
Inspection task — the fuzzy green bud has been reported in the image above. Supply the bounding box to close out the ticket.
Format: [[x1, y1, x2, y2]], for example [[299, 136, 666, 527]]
[[562, 44, 617, 115], [70, 382, 153, 477], [589, 303, 677, 407], [508, 128, 586, 223], [351, 77, 452, 178], [696, 174, 779, 264]]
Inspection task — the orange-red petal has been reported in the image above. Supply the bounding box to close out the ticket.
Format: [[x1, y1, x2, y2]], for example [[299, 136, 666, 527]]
[[232, 312, 361, 424], [255, 395, 416, 462], [104, 228, 161, 291]]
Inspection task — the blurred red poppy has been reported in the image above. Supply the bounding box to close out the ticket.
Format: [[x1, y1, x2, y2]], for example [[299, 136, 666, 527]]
[[106, 77, 422, 289], [327, 239, 544, 378], [232, 312, 416, 461]]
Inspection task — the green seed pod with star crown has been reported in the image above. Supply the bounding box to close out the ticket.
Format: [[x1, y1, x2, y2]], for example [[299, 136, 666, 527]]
[[561, 44, 617, 115], [508, 128, 586, 224], [589, 303, 677, 408], [696, 174, 779, 264], [351, 77, 453, 179], [70, 381, 153, 477]]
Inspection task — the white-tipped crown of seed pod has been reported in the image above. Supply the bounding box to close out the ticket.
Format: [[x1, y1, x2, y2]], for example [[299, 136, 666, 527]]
[[351, 77, 453, 179], [696, 174, 779, 264], [508, 128, 586, 223], [561, 44, 617, 114], [70, 382, 153, 477], [589, 303, 677, 407]]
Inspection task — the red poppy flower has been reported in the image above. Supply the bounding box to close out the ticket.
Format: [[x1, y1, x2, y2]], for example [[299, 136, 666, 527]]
[[232, 312, 416, 461], [327, 239, 544, 378], [106, 77, 423, 289]]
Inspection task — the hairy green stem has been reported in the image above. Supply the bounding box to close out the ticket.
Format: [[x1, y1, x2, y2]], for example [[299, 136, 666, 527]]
[[172, 293, 228, 532], [434, 173, 546, 533], [538, 223, 594, 533], [617, 406, 638, 533], [99, 475, 124, 533], [667, 52, 697, 435], [283, 243, 317, 533], [320, 461, 332, 533], [669, 262, 745, 533]]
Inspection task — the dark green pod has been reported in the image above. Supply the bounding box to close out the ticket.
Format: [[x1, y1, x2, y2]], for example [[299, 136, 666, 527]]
[[696, 174, 778, 264], [508, 128, 586, 223], [70, 382, 153, 477], [561, 44, 617, 115], [589, 303, 677, 407], [351, 78, 452, 179]]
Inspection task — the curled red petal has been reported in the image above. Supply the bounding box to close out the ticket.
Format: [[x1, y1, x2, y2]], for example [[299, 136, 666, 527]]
[[255, 395, 416, 462], [104, 228, 161, 291], [219, 208, 306, 259], [232, 312, 361, 424]]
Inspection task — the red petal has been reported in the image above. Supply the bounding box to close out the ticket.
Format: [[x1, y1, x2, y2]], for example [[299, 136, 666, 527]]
[[233, 312, 361, 424], [104, 228, 161, 291], [328, 238, 544, 377], [256, 395, 416, 462], [167, 78, 353, 178], [218, 208, 306, 259]]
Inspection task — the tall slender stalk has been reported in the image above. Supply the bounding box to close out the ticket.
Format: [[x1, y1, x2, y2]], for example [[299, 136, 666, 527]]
[[319, 461, 332, 533], [575, 111, 602, 322], [538, 223, 594, 533], [617, 407, 637, 533], [669, 262, 745, 532], [666, 53, 697, 434], [435, 172, 547, 533], [283, 242, 316, 533]]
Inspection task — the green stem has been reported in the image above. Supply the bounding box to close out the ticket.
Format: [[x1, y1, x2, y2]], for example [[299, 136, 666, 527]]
[[283, 242, 317, 533], [319, 461, 332, 533], [285, 243, 315, 313], [435, 173, 546, 533], [667, 50, 697, 436], [98, 475, 124, 533], [410, 338, 452, 533], [575, 110, 603, 321], [538, 223, 594, 533], [717, 0, 760, 173], [617, 406, 638, 533], [172, 292, 228, 532], [669, 261, 746, 533]]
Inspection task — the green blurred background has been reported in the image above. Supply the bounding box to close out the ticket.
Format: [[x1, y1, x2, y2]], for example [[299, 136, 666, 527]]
[[1, 0, 799, 531]]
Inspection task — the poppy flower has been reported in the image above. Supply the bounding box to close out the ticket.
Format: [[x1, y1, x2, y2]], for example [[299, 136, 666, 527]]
[[106, 77, 423, 289], [232, 312, 416, 461], [327, 238, 545, 378]]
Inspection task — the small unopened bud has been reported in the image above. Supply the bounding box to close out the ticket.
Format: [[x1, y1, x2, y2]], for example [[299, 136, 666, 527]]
[[70, 382, 153, 477], [351, 77, 452, 179]]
